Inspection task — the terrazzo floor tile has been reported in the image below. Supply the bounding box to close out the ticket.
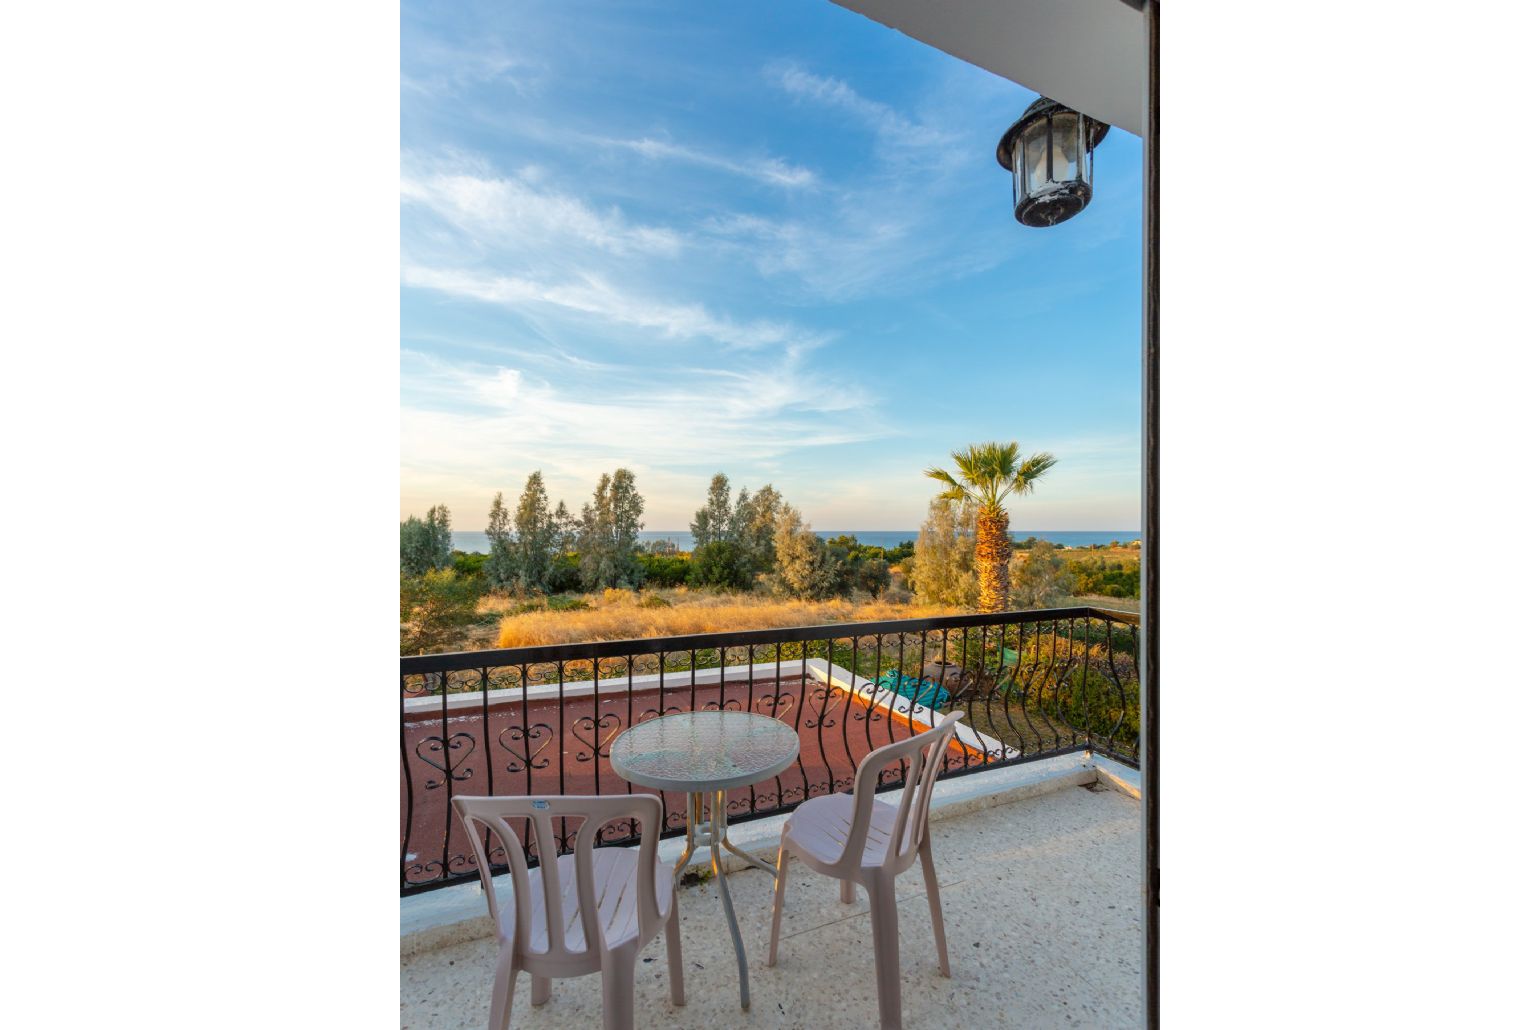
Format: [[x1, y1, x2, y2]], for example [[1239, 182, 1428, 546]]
[[402, 784, 1141, 1029]]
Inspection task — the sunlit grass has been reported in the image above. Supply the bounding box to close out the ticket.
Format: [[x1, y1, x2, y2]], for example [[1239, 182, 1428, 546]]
[[496, 589, 962, 647]]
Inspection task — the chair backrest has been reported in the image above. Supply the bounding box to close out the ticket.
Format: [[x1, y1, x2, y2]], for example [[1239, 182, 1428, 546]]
[[451, 794, 665, 961], [841, 711, 963, 871]]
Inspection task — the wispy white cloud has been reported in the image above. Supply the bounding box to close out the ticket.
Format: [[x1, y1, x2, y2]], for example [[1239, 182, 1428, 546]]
[[400, 262, 827, 352], [400, 345, 891, 524], [606, 137, 818, 189], [769, 63, 960, 152], [401, 152, 681, 257]]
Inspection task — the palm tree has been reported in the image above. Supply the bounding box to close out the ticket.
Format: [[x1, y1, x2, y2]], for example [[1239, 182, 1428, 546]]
[[924, 443, 1057, 613]]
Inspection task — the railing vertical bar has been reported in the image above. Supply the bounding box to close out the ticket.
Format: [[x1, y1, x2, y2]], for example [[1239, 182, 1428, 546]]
[[520, 664, 533, 863], [747, 643, 758, 814], [793, 641, 813, 804], [817, 637, 837, 797], [770, 641, 786, 810], [863, 634, 882, 771], [556, 661, 566, 853], [625, 656, 636, 839], [593, 658, 602, 796], [400, 673, 413, 891], [481, 666, 494, 866], [837, 636, 859, 792], [438, 669, 452, 881]]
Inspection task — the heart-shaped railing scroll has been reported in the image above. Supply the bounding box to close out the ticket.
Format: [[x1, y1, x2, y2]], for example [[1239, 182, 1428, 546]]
[[415, 732, 476, 790]]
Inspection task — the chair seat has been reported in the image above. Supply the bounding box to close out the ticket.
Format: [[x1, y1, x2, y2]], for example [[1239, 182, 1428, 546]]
[[500, 847, 674, 953], [783, 792, 902, 869]]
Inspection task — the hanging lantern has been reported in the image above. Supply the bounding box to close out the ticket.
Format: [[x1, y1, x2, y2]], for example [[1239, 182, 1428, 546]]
[[995, 97, 1110, 227]]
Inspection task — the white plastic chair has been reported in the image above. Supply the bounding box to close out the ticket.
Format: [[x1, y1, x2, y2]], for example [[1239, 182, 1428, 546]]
[[452, 794, 684, 1030], [767, 711, 963, 1030]]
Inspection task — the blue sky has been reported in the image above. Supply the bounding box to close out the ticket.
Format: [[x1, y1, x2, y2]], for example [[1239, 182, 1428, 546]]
[[401, 0, 1142, 532]]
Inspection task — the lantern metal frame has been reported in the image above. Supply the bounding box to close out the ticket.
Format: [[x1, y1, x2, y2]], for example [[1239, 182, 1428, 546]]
[[995, 96, 1111, 227]]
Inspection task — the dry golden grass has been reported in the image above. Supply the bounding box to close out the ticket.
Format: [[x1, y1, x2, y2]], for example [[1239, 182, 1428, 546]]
[[496, 589, 963, 647]]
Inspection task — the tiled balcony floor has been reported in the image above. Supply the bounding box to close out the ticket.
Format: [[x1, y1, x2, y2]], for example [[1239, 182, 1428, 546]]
[[401, 782, 1142, 1029]]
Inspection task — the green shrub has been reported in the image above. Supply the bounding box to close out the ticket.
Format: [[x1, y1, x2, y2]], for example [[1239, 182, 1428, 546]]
[[688, 540, 752, 589], [400, 570, 481, 654], [640, 593, 672, 609], [452, 550, 488, 580], [638, 550, 691, 587], [547, 552, 583, 593], [547, 594, 591, 612]]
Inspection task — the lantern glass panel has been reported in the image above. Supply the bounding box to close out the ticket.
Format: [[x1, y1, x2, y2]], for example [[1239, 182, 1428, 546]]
[[1023, 117, 1049, 192], [1050, 112, 1081, 184]]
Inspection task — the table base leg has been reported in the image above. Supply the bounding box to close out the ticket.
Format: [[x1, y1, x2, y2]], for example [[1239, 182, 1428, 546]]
[[708, 789, 752, 1011]]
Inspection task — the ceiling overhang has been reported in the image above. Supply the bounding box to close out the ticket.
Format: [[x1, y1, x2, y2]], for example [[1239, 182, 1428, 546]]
[[829, 0, 1146, 137]]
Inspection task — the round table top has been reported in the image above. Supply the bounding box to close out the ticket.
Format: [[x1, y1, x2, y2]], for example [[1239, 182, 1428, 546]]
[[609, 710, 800, 792]]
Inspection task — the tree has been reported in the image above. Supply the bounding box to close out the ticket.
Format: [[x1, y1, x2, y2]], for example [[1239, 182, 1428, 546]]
[[484, 491, 517, 591], [400, 570, 481, 654], [578, 468, 646, 590], [551, 500, 577, 552], [911, 496, 979, 607], [689, 473, 735, 549], [1010, 540, 1072, 608], [736, 484, 785, 577], [511, 472, 558, 592], [772, 506, 839, 600], [400, 504, 453, 576], [924, 443, 1056, 613]]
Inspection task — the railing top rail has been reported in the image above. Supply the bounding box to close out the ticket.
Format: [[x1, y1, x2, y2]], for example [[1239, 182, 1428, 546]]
[[400, 604, 1140, 674]]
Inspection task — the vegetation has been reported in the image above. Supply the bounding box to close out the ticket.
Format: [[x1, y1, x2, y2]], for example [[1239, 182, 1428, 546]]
[[772, 506, 841, 599], [909, 496, 979, 607], [400, 569, 480, 654], [577, 468, 645, 590], [1067, 556, 1140, 599], [823, 535, 892, 599], [924, 442, 1056, 613], [399, 504, 452, 576], [1010, 539, 1072, 608], [399, 464, 1139, 656], [638, 549, 690, 587], [484, 491, 516, 590], [496, 590, 960, 648]]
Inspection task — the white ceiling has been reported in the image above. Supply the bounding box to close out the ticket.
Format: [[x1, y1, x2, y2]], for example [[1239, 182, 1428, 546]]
[[829, 0, 1146, 137]]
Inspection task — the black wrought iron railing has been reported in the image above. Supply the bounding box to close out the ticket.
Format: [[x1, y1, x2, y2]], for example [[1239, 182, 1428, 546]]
[[401, 605, 1139, 895]]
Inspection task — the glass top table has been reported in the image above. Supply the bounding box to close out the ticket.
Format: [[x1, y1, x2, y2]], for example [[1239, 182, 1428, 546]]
[[610, 710, 800, 1011]]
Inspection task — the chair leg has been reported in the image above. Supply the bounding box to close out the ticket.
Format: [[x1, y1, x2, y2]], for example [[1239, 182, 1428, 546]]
[[488, 943, 517, 1030], [599, 942, 639, 1030], [664, 901, 686, 1006], [840, 878, 855, 905], [530, 974, 551, 1007], [866, 875, 904, 1030], [919, 835, 950, 977], [767, 844, 790, 967]]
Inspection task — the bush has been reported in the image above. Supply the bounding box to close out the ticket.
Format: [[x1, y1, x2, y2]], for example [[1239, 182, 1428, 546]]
[[688, 540, 752, 589], [547, 594, 591, 612], [400, 570, 481, 654], [452, 550, 488, 581], [640, 593, 672, 609], [638, 551, 690, 587], [547, 552, 583, 593]]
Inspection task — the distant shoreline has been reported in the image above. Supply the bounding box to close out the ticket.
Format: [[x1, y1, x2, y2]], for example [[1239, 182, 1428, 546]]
[[449, 529, 1141, 555]]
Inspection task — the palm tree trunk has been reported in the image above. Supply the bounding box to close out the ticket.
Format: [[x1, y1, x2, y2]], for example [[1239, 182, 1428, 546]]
[[975, 512, 1011, 613]]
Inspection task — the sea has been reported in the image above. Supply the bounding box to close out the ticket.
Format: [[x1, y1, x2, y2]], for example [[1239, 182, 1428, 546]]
[[450, 529, 1139, 554]]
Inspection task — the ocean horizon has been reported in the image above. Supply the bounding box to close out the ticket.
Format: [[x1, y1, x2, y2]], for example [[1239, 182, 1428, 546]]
[[449, 529, 1140, 554]]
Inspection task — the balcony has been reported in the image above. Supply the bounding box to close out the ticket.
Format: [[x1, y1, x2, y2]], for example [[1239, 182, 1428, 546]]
[[401, 607, 1142, 1026]]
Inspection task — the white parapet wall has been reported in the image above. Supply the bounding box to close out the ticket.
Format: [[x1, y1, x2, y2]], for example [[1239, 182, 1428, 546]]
[[799, 656, 1015, 761]]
